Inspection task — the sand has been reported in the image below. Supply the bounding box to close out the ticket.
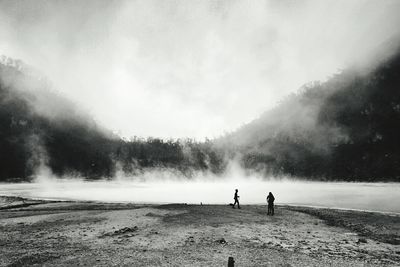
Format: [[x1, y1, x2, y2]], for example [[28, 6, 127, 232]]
[[0, 196, 399, 266]]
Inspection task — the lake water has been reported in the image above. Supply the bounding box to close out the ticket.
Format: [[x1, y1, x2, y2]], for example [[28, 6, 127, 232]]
[[0, 179, 399, 214]]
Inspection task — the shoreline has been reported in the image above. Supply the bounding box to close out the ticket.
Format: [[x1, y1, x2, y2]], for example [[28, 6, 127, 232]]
[[1, 196, 399, 266], [2, 194, 400, 216]]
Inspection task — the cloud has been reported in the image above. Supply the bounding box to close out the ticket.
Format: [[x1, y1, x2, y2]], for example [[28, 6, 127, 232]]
[[1, 0, 400, 139]]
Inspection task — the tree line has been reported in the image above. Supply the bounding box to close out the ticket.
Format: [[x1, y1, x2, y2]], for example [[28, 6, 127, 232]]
[[1, 49, 400, 182]]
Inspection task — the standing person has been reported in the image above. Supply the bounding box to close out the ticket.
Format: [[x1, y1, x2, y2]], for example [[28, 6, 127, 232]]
[[232, 189, 240, 209], [267, 192, 275, 215]]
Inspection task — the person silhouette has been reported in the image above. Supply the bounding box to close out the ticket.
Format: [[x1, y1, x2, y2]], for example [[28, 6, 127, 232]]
[[232, 189, 240, 209], [267, 192, 275, 215]]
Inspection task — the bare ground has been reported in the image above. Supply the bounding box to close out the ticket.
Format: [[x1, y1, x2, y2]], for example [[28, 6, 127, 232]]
[[0, 197, 399, 266]]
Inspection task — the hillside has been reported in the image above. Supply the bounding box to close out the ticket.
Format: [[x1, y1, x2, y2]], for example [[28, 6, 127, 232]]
[[0, 57, 116, 181], [221, 49, 400, 181], [0, 58, 225, 181], [1, 49, 400, 182]]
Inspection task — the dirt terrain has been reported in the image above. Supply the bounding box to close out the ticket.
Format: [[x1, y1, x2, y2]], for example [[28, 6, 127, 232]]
[[0, 197, 399, 266]]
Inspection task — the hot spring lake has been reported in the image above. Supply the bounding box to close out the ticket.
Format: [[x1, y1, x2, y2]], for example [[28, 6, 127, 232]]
[[0, 179, 399, 214]]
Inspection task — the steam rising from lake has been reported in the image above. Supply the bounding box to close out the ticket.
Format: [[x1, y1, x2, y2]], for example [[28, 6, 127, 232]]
[[2, 0, 400, 139], [1, 177, 399, 214]]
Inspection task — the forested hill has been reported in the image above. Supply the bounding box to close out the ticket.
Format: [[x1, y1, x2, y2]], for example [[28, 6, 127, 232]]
[[1, 48, 400, 182], [0, 57, 116, 180], [221, 49, 400, 181], [0, 57, 224, 181]]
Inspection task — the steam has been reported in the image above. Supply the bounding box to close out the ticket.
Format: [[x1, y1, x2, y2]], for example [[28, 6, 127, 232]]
[[0, 56, 102, 130], [3, 169, 400, 213], [1, 1, 400, 183], [1, 0, 400, 139]]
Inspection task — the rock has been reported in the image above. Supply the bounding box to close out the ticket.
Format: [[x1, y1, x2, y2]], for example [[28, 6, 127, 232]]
[[216, 238, 227, 244], [357, 238, 367, 244]]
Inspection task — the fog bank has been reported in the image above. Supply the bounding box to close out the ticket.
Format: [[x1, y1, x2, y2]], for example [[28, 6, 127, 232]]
[[1, 0, 400, 139], [1, 173, 400, 213]]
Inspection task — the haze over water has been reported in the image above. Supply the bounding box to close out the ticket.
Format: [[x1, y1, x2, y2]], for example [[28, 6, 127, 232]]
[[1, 179, 399, 214]]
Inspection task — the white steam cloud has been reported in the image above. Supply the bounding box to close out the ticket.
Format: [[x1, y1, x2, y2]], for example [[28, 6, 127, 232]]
[[1, 0, 400, 139]]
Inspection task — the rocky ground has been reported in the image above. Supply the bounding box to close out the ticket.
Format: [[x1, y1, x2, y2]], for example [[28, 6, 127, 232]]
[[0, 196, 399, 266]]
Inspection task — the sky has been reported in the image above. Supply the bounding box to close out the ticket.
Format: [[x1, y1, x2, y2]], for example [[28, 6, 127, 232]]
[[1, 0, 400, 139]]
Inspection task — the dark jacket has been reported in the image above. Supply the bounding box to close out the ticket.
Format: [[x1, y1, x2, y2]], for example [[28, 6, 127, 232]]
[[267, 194, 275, 204]]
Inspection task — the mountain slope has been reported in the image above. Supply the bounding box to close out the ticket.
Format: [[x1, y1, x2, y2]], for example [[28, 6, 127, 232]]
[[0, 57, 226, 181], [0, 57, 115, 181], [221, 49, 400, 181], [2, 49, 399, 182]]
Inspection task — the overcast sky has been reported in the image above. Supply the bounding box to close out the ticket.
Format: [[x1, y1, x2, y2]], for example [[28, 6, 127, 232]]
[[1, 0, 400, 139]]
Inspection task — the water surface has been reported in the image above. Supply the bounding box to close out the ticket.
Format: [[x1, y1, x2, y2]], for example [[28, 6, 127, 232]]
[[0, 180, 399, 213]]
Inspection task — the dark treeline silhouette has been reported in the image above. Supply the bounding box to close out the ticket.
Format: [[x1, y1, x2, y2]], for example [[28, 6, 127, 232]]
[[113, 137, 226, 176], [1, 47, 400, 182], [0, 60, 115, 180], [223, 48, 400, 182], [0, 59, 226, 181], [317, 52, 400, 180]]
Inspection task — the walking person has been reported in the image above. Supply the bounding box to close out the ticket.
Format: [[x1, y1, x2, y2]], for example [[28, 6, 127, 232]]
[[267, 192, 275, 215], [232, 189, 240, 209]]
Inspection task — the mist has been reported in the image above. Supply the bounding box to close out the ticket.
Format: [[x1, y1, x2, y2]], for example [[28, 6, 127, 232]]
[[1, 1, 400, 207], [1, 0, 400, 139], [0, 162, 397, 214], [2, 166, 400, 213], [2, 3, 400, 265]]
